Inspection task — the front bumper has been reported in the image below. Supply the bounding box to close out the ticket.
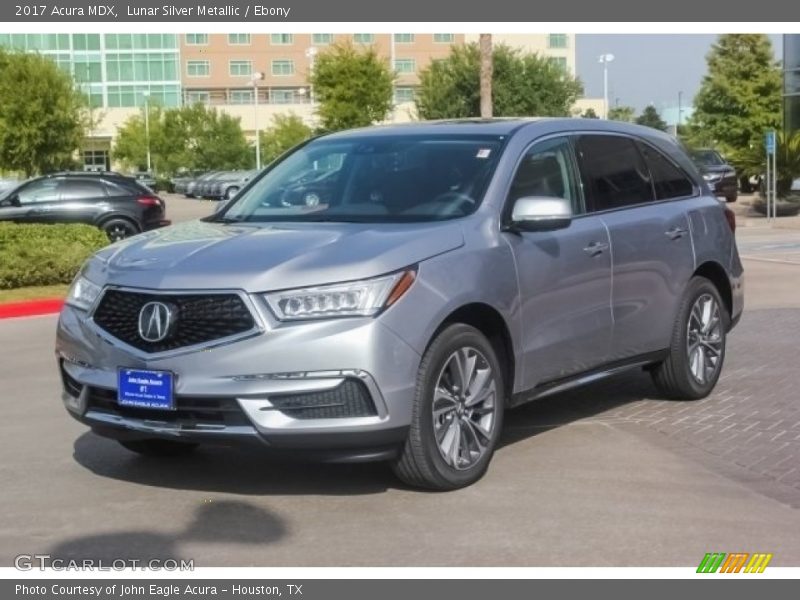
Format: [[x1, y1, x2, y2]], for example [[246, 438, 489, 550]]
[[56, 299, 420, 461]]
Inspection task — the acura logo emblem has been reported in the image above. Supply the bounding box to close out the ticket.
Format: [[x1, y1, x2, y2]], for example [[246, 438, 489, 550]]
[[138, 301, 175, 342]]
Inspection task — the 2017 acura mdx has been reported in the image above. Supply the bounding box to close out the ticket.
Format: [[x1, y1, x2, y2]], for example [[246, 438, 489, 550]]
[[56, 119, 743, 490]]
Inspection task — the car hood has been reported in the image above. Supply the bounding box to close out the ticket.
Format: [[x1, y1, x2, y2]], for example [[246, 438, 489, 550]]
[[88, 219, 465, 291]]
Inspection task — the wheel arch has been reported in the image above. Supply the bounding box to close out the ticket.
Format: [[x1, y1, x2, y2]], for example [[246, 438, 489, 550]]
[[693, 261, 733, 320], [429, 302, 516, 405]]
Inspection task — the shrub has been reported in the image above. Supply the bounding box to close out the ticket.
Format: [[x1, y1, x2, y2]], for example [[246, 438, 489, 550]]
[[0, 223, 108, 289]]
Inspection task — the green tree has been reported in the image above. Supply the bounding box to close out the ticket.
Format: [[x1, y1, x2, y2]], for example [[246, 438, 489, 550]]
[[607, 105, 636, 123], [0, 49, 87, 176], [581, 108, 599, 119], [113, 104, 252, 175], [259, 113, 314, 164], [635, 105, 668, 131], [687, 34, 782, 175], [309, 43, 394, 132], [416, 43, 583, 119]]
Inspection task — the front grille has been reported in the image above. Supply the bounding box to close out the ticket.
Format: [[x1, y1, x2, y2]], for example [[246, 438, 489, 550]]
[[270, 379, 377, 420], [93, 289, 255, 353], [86, 386, 251, 427]]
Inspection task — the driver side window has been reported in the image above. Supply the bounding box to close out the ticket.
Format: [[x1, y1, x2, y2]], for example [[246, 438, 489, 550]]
[[508, 137, 583, 215]]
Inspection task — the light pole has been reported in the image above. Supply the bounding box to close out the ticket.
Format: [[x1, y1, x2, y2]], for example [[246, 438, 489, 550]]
[[142, 91, 151, 173], [304, 46, 318, 104], [251, 71, 264, 169], [598, 53, 615, 119], [677, 90, 683, 135]]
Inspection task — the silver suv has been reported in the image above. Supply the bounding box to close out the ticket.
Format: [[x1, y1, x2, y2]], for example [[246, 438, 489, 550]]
[[56, 119, 743, 490]]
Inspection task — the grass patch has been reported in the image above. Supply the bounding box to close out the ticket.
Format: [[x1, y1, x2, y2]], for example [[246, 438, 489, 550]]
[[0, 284, 70, 303]]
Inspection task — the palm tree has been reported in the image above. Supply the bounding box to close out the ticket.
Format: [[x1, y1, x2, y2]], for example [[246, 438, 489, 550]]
[[479, 34, 492, 119]]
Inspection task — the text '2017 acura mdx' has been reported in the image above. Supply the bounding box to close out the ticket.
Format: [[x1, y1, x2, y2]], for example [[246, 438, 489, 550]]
[[57, 119, 743, 490]]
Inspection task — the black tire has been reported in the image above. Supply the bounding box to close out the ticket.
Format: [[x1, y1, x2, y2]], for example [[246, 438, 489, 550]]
[[392, 324, 505, 490], [651, 276, 728, 400], [726, 194, 737, 203], [225, 186, 240, 200], [101, 218, 139, 242], [118, 439, 199, 457]]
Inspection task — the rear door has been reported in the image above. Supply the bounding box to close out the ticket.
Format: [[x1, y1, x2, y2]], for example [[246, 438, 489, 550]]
[[504, 136, 613, 389], [575, 134, 696, 362], [52, 178, 109, 225]]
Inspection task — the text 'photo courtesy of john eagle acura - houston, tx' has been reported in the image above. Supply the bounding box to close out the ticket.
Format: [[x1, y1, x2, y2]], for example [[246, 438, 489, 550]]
[[57, 118, 743, 490]]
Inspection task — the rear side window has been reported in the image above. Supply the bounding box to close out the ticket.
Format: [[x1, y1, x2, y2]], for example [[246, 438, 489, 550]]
[[104, 180, 133, 197], [638, 142, 695, 200], [60, 179, 107, 199], [576, 135, 653, 211]]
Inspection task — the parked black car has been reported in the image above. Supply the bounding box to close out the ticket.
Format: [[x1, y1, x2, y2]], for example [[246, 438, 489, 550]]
[[691, 149, 738, 203], [0, 172, 170, 241]]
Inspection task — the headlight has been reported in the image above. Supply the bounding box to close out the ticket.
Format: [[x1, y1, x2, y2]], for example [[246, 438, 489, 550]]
[[264, 269, 416, 321], [703, 173, 722, 181], [65, 275, 102, 311]]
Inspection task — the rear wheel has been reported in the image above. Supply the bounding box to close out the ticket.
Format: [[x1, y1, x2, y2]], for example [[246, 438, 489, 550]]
[[118, 439, 198, 457], [392, 324, 504, 490], [726, 194, 737, 203], [102, 218, 139, 242], [651, 277, 728, 399]]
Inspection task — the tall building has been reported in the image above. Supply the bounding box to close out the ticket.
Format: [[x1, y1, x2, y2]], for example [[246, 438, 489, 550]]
[[1, 33, 588, 170], [785, 34, 800, 135]]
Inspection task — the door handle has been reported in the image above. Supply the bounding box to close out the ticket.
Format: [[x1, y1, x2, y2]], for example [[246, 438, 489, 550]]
[[665, 227, 688, 240], [583, 241, 609, 256]]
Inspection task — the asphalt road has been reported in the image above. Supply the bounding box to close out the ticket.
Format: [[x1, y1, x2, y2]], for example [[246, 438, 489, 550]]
[[1, 221, 799, 567]]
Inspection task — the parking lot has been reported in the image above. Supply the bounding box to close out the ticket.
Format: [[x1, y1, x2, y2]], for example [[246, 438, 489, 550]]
[[2, 197, 800, 567]]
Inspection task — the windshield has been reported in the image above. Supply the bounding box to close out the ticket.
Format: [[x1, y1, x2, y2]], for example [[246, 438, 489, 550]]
[[691, 150, 726, 167], [212, 134, 505, 223]]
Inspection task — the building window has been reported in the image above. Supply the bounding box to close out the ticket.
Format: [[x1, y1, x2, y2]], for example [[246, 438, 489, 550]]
[[548, 34, 568, 49], [107, 53, 179, 82], [394, 58, 416, 74], [433, 34, 455, 43], [394, 87, 415, 103], [72, 34, 100, 51], [229, 89, 255, 104], [187, 60, 210, 77], [312, 33, 333, 45], [353, 33, 375, 44], [271, 59, 295, 76], [271, 33, 294, 45], [229, 60, 253, 77], [548, 57, 567, 72], [106, 84, 181, 108], [185, 91, 211, 105], [394, 34, 415, 43], [270, 89, 295, 104], [228, 33, 251, 45], [185, 34, 208, 46]]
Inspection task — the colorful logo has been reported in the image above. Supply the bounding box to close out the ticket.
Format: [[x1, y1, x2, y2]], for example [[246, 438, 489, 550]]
[[697, 553, 773, 573]]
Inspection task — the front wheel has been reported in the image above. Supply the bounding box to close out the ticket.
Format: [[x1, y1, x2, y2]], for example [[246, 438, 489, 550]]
[[651, 277, 728, 400], [392, 324, 505, 490], [225, 186, 240, 200]]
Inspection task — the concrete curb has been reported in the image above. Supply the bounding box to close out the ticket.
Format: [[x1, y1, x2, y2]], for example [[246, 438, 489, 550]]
[[0, 298, 64, 319]]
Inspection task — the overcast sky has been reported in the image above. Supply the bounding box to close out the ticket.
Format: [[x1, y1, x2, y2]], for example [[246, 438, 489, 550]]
[[576, 34, 783, 112]]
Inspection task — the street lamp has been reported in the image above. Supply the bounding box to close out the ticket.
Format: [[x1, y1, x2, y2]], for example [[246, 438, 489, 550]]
[[251, 71, 264, 169], [598, 53, 615, 119], [304, 46, 318, 104], [142, 91, 151, 173], [677, 90, 684, 134]]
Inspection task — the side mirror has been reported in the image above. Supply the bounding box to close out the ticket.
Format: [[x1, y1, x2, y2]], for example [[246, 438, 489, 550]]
[[1, 194, 21, 208], [509, 196, 573, 232]]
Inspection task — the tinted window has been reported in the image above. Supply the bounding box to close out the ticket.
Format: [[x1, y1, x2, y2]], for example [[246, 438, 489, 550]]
[[60, 179, 107, 199], [508, 137, 583, 214], [104, 180, 134, 197], [638, 143, 695, 200], [16, 179, 60, 204], [576, 135, 653, 211]]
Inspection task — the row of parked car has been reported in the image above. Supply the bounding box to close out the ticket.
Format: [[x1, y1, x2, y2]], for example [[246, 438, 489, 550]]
[[173, 170, 259, 201]]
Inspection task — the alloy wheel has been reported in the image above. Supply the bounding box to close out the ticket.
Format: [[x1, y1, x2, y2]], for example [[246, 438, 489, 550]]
[[432, 346, 498, 470], [686, 293, 723, 384]]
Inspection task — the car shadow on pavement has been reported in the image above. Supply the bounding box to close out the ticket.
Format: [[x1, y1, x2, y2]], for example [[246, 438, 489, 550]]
[[46, 499, 286, 563], [71, 432, 395, 495], [500, 369, 657, 448], [71, 369, 661, 495]]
